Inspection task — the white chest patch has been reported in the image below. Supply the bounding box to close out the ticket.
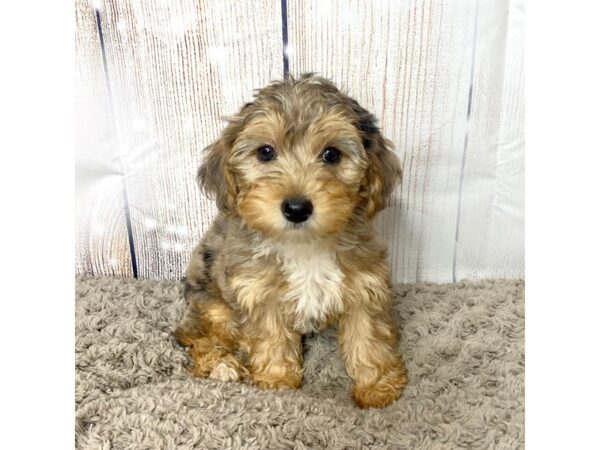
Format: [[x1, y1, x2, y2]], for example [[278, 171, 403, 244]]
[[276, 243, 345, 332], [281, 246, 344, 332]]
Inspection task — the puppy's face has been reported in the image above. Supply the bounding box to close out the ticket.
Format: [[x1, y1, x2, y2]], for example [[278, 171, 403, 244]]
[[199, 75, 401, 242]]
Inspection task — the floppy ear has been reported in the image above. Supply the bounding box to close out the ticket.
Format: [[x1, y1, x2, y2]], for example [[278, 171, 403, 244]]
[[199, 103, 255, 212], [352, 101, 402, 218], [197, 132, 238, 213]]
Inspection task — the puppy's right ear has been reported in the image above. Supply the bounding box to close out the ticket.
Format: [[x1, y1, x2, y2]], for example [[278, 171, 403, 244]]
[[197, 135, 237, 212], [199, 103, 253, 212]]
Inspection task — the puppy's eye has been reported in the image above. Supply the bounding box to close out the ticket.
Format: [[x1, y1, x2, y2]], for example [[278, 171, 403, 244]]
[[257, 145, 276, 162], [321, 147, 341, 164]]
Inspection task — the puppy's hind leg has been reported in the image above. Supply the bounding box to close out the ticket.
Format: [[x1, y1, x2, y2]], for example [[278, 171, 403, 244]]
[[175, 282, 248, 382]]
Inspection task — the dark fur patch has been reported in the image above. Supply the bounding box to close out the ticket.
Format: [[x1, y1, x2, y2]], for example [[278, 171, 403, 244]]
[[357, 115, 379, 136], [183, 279, 197, 299], [202, 248, 215, 280], [349, 99, 380, 151], [202, 249, 215, 267]]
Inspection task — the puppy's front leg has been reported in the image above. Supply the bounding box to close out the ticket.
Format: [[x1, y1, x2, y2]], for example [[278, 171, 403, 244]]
[[244, 309, 303, 390], [338, 303, 407, 408]]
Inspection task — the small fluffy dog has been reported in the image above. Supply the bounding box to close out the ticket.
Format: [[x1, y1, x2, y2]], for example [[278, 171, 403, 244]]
[[175, 74, 407, 408]]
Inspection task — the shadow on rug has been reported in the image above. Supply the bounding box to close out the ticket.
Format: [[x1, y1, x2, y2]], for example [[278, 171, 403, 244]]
[[75, 277, 524, 449]]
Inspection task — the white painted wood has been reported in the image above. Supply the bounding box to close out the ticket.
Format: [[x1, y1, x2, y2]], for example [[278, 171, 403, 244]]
[[75, 0, 132, 277], [288, 0, 479, 282], [74, 0, 525, 282], [97, 0, 284, 279], [454, 0, 525, 280]]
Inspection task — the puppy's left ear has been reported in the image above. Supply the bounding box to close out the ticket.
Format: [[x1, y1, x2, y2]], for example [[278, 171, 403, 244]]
[[352, 101, 402, 218]]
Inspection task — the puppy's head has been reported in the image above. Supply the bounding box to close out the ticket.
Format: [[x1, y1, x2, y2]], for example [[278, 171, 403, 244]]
[[199, 74, 401, 241]]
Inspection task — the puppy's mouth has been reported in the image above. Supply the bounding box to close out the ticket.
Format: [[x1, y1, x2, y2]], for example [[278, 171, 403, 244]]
[[285, 221, 309, 231], [280, 218, 318, 244]]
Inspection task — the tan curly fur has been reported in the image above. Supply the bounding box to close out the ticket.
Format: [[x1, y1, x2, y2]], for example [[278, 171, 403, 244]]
[[175, 74, 406, 408]]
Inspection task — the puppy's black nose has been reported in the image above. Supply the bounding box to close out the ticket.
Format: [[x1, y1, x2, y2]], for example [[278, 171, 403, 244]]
[[282, 197, 313, 223]]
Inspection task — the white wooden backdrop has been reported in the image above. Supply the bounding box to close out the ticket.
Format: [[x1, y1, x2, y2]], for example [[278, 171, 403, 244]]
[[75, 0, 524, 283]]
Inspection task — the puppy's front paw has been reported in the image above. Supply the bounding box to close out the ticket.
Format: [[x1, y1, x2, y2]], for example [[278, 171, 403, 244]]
[[251, 369, 302, 390], [192, 352, 248, 382], [209, 358, 247, 382], [352, 363, 408, 409]]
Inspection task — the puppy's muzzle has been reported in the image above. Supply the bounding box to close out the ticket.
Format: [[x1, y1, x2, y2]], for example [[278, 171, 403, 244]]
[[281, 197, 313, 223]]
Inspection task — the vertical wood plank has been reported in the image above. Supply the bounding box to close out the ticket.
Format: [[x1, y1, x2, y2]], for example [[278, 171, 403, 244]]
[[454, 0, 524, 280], [287, 0, 478, 282], [75, 0, 133, 277], [98, 0, 284, 279]]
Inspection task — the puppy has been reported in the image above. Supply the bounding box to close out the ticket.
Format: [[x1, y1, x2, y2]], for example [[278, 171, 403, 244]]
[[175, 74, 407, 408]]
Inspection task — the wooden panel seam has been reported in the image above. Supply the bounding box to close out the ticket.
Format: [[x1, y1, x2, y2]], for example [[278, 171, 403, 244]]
[[93, 7, 139, 278], [452, 0, 480, 283]]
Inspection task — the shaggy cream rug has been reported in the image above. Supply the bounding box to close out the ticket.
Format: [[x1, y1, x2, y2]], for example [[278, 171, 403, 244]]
[[75, 277, 524, 449]]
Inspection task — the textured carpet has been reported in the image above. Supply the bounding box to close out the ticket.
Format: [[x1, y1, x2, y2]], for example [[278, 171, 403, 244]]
[[75, 276, 524, 450]]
